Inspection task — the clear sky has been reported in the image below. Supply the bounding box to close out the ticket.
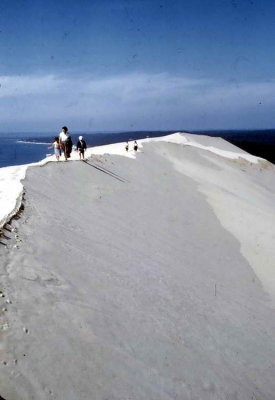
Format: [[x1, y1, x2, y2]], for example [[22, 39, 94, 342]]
[[0, 0, 275, 132]]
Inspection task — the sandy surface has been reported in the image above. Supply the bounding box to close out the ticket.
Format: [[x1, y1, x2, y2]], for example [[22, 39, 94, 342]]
[[1, 138, 275, 400]]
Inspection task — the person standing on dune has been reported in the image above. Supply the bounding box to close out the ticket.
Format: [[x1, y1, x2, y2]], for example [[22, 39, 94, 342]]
[[52, 137, 61, 161], [133, 140, 138, 151], [77, 136, 87, 160], [59, 126, 72, 161]]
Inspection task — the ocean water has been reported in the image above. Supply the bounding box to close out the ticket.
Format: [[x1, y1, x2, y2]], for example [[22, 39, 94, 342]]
[[0, 130, 275, 168]]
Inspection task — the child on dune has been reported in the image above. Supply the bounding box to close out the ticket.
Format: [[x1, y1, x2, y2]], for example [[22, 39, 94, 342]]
[[52, 137, 61, 161], [76, 136, 87, 160]]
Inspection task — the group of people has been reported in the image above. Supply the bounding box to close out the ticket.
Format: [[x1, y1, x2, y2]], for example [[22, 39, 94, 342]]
[[52, 127, 140, 161], [52, 126, 87, 161], [125, 140, 138, 152]]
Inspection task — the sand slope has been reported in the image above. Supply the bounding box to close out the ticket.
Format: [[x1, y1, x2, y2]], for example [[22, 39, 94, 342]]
[[1, 136, 275, 400]]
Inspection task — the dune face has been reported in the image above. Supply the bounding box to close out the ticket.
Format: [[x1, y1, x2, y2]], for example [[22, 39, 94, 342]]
[[1, 134, 275, 400]]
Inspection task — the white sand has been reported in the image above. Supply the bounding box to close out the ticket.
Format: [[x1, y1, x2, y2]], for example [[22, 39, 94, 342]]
[[0, 132, 263, 230], [0, 134, 275, 399]]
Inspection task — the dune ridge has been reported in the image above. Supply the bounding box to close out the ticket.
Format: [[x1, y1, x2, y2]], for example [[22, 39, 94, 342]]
[[0, 133, 275, 400]]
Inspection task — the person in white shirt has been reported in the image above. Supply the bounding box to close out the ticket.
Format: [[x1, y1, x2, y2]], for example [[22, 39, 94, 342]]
[[59, 126, 72, 161]]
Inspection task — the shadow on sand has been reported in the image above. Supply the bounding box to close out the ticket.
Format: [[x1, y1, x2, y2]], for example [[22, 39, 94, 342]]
[[83, 160, 128, 183]]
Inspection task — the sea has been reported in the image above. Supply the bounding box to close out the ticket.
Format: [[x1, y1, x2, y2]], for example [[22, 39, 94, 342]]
[[1, 130, 275, 168]]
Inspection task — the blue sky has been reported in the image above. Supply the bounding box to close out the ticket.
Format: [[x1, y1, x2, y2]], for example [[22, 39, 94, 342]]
[[0, 0, 275, 132]]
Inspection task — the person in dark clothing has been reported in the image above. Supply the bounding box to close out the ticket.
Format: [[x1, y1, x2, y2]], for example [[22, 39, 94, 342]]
[[66, 134, 73, 159], [76, 136, 87, 160], [133, 140, 138, 151]]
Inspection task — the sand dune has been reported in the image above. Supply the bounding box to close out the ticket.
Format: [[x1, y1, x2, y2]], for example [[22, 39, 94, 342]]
[[1, 134, 275, 400]]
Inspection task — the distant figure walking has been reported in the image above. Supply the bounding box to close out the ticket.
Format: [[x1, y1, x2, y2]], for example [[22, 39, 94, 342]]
[[52, 137, 61, 161], [77, 136, 87, 160], [125, 141, 129, 152], [59, 126, 73, 161], [133, 140, 138, 151]]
